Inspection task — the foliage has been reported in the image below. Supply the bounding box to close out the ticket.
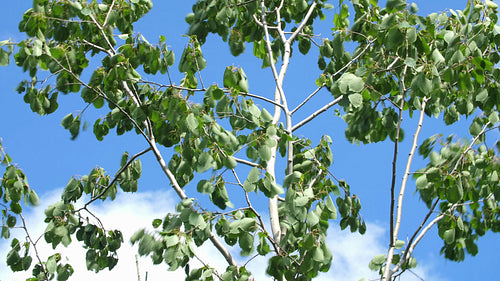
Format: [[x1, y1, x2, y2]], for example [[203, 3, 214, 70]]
[[0, 0, 499, 280]]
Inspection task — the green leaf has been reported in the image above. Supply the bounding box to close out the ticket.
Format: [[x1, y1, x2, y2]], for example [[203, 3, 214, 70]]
[[443, 228, 455, 244], [46, 255, 57, 273], [0, 48, 9, 66], [475, 89, 488, 103], [325, 196, 337, 219], [197, 180, 213, 194], [186, 113, 199, 134], [348, 93, 363, 108], [412, 74, 432, 94], [431, 49, 445, 64], [469, 118, 483, 136], [394, 240, 405, 249], [369, 254, 386, 271], [196, 152, 214, 173], [247, 167, 260, 183], [284, 171, 302, 187], [258, 145, 272, 162], [306, 211, 320, 227], [312, 247, 324, 262], [386, 0, 406, 11], [446, 180, 463, 203], [223, 156, 237, 169], [339, 73, 364, 93]]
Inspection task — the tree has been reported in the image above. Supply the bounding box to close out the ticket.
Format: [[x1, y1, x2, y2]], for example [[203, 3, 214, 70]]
[[0, 0, 499, 280]]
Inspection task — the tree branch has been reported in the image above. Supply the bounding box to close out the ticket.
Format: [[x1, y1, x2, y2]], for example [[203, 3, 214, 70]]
[[389, 65, 408, 249], [292, 95, 343, 132], [234, 157, 259, 167], [451, 121, 491, 173], [383, 96, 430, 281], [287, 2, 317, 43], [291, 84, 324, 114], [81, 147, 152, 209]]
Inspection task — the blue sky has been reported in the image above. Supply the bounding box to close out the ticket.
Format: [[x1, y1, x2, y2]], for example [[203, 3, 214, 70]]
[[1, 1, 499, 281]]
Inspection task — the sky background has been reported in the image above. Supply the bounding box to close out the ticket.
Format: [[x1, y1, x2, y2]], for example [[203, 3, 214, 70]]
[[0, 1, 499, 281]]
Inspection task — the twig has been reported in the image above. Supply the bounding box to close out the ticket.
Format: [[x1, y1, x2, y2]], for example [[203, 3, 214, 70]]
[[451, 121, 491, 173], [287, 2, 317, 44], [291, 84, 324, 114], [234, 157, 259, 167], [19, 213, 49, 280], [80, 147, 151, 209], [292, 96, 343, 132]]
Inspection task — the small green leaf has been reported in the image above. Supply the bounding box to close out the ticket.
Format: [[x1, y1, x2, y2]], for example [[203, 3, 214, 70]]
[[152, 219, 162, 228], [186, 113, 199, 134], [247, 167, 260, 183], [431, 49, 445, 64], [258, 145, 272, 162], [386, 0, 406, 11], [394, 240, 405, 249], [197, 180, 213, 194], [223, 156, 237, 169], [369, 254, 386, 271], [284, 171, 302, 187], [469, 118, 483, 136], [0, 48, 9, 66], [348, 93, 363, 108], [443, 228, 455, 244], [312, 247, 324, 262], [488, 111, 499, 124]]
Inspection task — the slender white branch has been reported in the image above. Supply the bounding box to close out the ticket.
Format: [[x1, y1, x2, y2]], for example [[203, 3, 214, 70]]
[[292, 95, 343, 132], [392, 212, 445, 274], [287, 2, 317, 43], [332, 40, 374, 77], [260, 0, 284, 244], [234, 157, 259, 167], [383, 97, 429, 281], [291, 84, 324, 114], [452, 121, 491, 173]]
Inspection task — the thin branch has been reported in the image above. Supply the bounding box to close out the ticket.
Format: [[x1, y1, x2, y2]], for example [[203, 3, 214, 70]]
[[389, 65, 408, 248], [332, 40, 374, 77], [193, 254, 224, 281], [292, 95, 343, 132], [391, 212, 444, 274], [287, 2, 317, 43], [19, 213, 49, 280], [81, 147, 151, 209], [242, 92, 286, 109], [291, 84, 324, 114], [234, 157, 259, 167], [451, 121, 491, 173], [391, 198, 439, 274], [81, 39, 109, 53], [45, 52, 150, 142], [382, 97, 429, 281], [232, 169, 280, 255], [103, 0, 117, 28], [88, 14, 116, 56]]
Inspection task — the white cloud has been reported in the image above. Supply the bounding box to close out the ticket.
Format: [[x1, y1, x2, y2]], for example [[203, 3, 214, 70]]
[[0, 190, 442, 281]]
